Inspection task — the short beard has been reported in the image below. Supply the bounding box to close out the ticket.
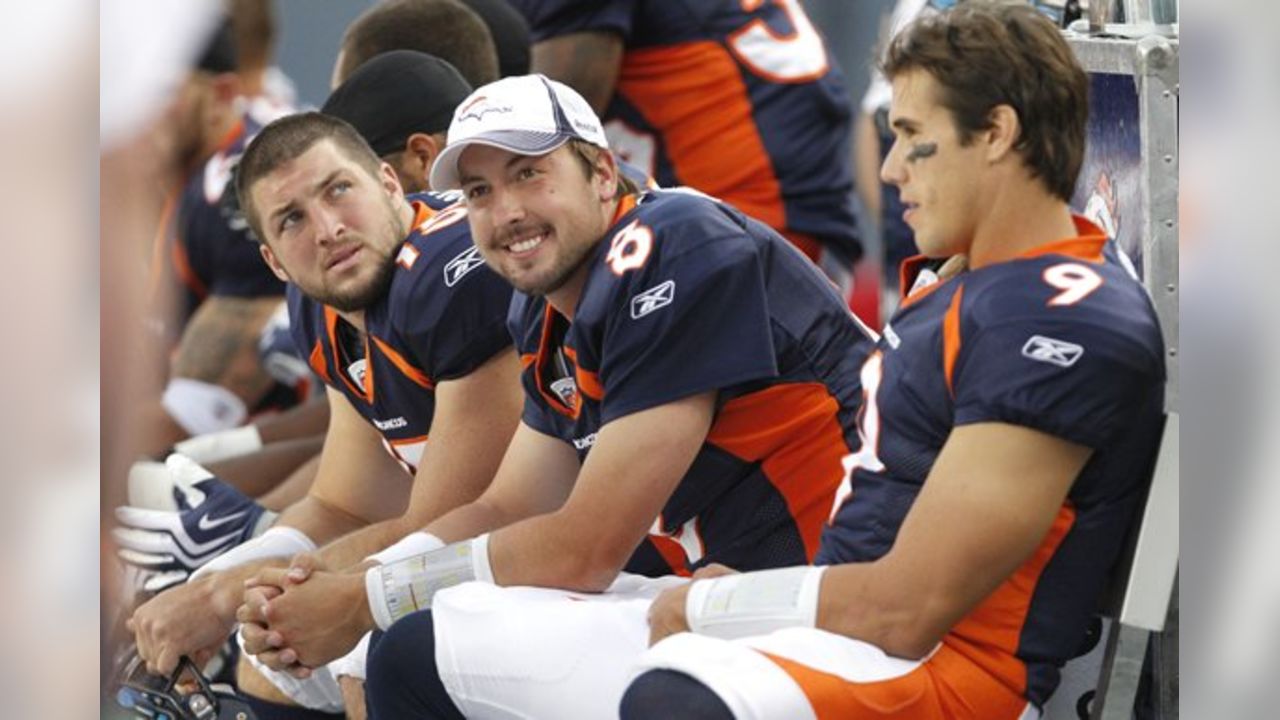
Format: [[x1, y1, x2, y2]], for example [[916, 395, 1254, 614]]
[[321, 254, 396, 312], [514, 241, 595, 296], [317, 196, 406, 311]]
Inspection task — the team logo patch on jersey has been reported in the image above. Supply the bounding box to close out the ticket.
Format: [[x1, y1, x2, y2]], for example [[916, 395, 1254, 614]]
[[550, 377, 578, 408], [347, 358, 368, 387], [630, 280, 675, 319], [444, 247, 486, 287], [1021, 335, 1084, 368]]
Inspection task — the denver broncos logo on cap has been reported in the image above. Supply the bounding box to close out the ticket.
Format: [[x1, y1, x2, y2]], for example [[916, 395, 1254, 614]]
[[457, 95, 513, 123]]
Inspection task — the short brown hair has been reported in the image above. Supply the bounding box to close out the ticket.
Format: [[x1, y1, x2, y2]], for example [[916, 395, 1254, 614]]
[[882, 1, 1088, 201], [567, 139, 642, 199], [336, 0, 498, 88], [236, 112, 383, 242], [227, 0, 275, 71]]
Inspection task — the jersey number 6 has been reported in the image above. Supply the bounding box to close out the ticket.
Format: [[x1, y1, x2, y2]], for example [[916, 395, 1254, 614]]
[[606, 219, 654, 275]]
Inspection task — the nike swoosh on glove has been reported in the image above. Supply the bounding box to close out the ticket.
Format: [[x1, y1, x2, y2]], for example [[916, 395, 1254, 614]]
[[114, 453, 277, 578]]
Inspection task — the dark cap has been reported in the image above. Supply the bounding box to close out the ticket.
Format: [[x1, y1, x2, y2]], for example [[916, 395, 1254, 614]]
[[321, 50, 473, 157], [196, 18, 238, 74], [458, 0, 531, 77]]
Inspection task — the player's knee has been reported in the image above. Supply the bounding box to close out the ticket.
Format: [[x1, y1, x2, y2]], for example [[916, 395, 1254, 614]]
[[620, 670, 734, 720], [365, 612, 464, 720]]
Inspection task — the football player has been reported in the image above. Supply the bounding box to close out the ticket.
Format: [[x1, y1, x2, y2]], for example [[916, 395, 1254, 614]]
[[506, 0, 861, 275], [234, 74, 872, 720], [127, 90, 522, 719], [334, 5, 1166, 718]]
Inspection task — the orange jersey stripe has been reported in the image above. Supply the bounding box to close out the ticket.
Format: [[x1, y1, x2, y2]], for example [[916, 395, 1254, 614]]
[[1018, 216, 1108, 264], [562, 346, 604, 402], [648, 536, 694, 577], [533, 304, 579, 419], [706, 382, 850, 561], [371, 336, 434, 390], [617, 42, 786, 231], [946, 503, 1078, 696], [325, 306, 374, 402], [170, 229, 209, 300], [308, 339, 332, 385]]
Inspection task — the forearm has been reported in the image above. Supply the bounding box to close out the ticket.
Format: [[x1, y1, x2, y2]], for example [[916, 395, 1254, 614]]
[[530, 33, 622, 114], [486, 510, 622, 592], [276, 495, 371, 548], [814, 562, 944, 659], [422, 497, 525, 546], [315, 517, 418, 571], [205, 436, 323, 500], [254, 396, 331, 444]]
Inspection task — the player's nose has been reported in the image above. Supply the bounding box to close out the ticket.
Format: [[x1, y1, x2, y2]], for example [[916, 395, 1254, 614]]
[[313, 205, 346, 244], [880, 139, 907, 188], [491, 186, 526, 226]]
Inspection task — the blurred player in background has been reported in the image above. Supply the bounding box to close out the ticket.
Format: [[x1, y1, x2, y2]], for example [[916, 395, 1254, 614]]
[[138, 19, 302, 458], [332, 0, 499, 92], [507, 0, 863, 299]]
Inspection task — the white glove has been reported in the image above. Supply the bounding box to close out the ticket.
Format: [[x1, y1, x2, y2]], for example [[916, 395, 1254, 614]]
[[114, 454, 275, 583]]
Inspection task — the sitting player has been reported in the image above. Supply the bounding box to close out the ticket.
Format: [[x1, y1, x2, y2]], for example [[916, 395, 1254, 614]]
[[126, 105, 522, 719], [350, 5, 1167, 718], [233, 74, 872, 712]]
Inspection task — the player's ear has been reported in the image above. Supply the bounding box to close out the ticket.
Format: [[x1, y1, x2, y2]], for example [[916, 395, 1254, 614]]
[[983, 104, 1020, 164], [378, 159, 406, 200], [594, 148, 620, 202], [406, 133, 443, 190], [258, 242, 291, 283]]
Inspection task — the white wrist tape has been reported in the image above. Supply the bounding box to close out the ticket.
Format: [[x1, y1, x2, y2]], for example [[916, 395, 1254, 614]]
[[190, 525, 314, 580], [173, 424, 264, 464], [365, 531, 446, 566], [365, 534, 494, 630], [686, 566, 827, 640], [327, 632, 373, 681], [162, 378, 249, 436]]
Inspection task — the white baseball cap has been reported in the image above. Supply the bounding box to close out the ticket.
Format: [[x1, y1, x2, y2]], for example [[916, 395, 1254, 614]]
[[429, 73, 610, 191]]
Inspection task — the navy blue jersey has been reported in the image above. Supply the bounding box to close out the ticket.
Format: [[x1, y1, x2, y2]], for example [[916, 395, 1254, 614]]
[[819, 217, 1166, 707], [257, 300, 322, 403], [290, 194, 513, 473], [508, 0, 860, 262], [161, 115, 286, 325], [509, 189, 869, 576]]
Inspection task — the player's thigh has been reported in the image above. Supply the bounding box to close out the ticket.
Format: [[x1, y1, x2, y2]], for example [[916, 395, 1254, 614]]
[[639, 630, 1036, 720], [432, 576, 685, 720]]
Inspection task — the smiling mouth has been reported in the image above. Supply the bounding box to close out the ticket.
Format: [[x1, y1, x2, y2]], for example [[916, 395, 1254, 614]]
[[503, 227, 551, 257]]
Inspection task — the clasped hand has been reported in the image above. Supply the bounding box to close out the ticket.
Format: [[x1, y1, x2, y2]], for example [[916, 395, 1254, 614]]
[[236, 553, 373, 678]]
